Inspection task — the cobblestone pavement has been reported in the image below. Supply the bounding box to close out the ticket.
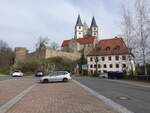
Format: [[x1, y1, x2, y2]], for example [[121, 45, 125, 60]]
[[6, 81, 115, 113], [0, 79, 35, 106]]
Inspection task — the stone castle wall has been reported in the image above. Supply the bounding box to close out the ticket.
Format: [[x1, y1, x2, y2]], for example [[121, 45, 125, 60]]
[[15, 48, 81, 65]]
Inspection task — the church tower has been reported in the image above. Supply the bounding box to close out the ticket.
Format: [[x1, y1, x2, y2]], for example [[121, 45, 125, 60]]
[[90, 16, 98, 38], [74, 14, 83, 38]]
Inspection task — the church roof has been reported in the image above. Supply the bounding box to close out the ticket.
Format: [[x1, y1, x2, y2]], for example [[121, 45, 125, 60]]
[[75, 14, 83, 26], [61, 36, 96, 47], [90, 16, 97, 27], [87, 37, 130, 56]]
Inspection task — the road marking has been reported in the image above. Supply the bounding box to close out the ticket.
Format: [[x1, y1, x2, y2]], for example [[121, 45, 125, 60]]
[[0, 83, 37, 113], [0, 79, 12, 83], [73, 80, 134, 113], [106, 79, 150, 88]]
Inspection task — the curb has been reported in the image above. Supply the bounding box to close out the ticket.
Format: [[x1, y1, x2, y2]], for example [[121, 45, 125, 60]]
[[0, 83, 37, 113], [73, 80, 134, 113]]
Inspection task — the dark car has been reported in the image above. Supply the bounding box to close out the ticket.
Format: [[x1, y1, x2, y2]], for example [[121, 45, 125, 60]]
[[108, 71, 124, 79], [35, 71, 44, 77]]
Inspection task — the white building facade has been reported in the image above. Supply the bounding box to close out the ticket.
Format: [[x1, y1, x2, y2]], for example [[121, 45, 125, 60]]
[[87, 54, 135, 74], [87, 38, 135, 75]]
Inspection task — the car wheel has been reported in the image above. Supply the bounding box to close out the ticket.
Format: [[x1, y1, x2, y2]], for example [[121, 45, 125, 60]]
[[43, 79, 49, 83], [63, 78, 68, 82]]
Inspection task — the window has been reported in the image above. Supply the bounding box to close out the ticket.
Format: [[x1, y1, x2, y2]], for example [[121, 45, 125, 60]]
[[90, 57, 93, 61], [94, 28, 97, 30], [122, 64, 126, 68], [95, 57, 99, 62], [90, 70, 93, 74], [102, 56, 105, 61], [106, 47, 110, 51], [96, 47, 101, 51], [108, 56, 111, 61], [90, 65, 93, 68], [104, 64, 107, 68], [114, 45, 120, 50], [110, 64, 113, 68], [116, 64, 119, 68], [94, 32, 97, 35], [94, 64, 97, 68], [122, 56, 126, 60], [115, 56, 119, 61], [79, 32, 81, 35], [79, 26, 81, 29], [98, 64, 101, 68]]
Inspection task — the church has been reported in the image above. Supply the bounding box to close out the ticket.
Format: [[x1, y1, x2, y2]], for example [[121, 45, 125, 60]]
[[61, 15, 98, 55]]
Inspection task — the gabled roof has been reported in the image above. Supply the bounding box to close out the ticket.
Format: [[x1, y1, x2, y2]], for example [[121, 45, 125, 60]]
[[87, 37, 130, 56], [90, 16, 97, 27], [61, 36, 96, 47], [75, 14, 83, 26]]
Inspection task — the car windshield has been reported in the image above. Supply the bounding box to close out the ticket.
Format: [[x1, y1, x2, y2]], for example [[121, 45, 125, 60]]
[[14, 70, 21, 72]]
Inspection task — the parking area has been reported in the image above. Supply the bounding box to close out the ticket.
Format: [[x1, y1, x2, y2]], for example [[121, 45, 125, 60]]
[[0, 76, 116, 113]]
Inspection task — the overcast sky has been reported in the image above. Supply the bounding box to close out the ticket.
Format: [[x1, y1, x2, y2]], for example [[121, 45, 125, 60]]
[[0, 0, 134, 52]]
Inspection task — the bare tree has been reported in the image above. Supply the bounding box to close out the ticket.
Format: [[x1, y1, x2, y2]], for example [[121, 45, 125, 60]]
[[35, 37, 49, 51], [121, 0, 150, 75], [121, 4, 137, 52], [0, 40, 14, 67], [49, 41, 60, 50], [135, 0, 150, 75]]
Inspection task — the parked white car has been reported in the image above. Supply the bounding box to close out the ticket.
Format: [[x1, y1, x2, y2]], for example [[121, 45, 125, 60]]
[[12, 70, 23, 77], [99, 72, 108, 78], [40, 71, 71, 83]]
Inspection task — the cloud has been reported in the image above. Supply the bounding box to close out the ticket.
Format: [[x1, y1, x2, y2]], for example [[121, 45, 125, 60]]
[[0, 0, 135, 51]]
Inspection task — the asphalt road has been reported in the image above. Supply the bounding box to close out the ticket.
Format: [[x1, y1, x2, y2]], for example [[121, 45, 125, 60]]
[[74, 77, 150, 113]]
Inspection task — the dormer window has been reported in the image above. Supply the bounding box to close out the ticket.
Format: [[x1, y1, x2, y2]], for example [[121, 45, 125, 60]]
[[114, 45, 120, 50], [96, 47, 101, 51], [106, 47, 110, 51]]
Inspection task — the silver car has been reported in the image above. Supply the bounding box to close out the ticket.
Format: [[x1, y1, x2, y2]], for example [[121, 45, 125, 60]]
[[40, 71, 71, 83]]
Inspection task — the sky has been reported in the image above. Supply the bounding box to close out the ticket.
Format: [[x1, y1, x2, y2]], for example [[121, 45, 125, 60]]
[[0, 0, 134, 52]]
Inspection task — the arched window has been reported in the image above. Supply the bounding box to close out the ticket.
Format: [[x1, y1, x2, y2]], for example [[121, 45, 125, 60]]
[[106, 47, 110, 51]]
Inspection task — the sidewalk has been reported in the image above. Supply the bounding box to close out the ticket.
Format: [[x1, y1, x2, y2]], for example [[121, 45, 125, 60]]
[[6, 81, 116, 113], [0, 79, 35, 107]]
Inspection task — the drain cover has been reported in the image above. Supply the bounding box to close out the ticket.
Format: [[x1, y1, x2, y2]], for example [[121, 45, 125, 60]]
[[118, 96, 130, 100]]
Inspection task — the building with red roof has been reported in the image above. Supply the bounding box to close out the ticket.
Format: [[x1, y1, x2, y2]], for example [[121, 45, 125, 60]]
[[61, 15, 98, 54], [87, 37, 135, 75]]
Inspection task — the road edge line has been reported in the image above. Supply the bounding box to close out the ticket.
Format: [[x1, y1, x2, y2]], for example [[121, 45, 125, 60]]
[[73, 80, 134, 113], [0, 83, 37, 113]]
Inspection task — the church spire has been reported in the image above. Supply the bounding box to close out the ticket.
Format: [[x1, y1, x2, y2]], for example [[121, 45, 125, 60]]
[[90, 16, 97, 27], [75, 14, 83, 26]]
